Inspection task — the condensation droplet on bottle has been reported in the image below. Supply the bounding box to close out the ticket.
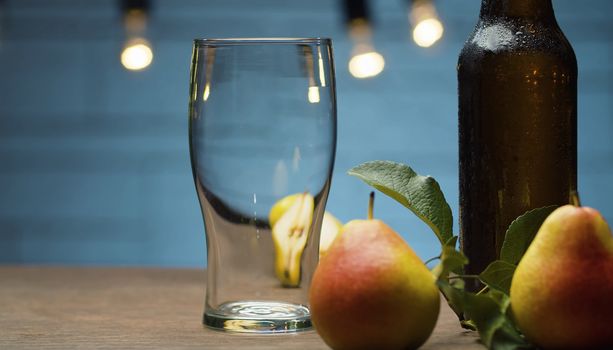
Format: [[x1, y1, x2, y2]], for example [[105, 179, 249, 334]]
[[472, 24, 515, 51]]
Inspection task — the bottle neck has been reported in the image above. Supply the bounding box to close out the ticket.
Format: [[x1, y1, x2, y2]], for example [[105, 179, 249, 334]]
[[480, 0, 554, 20]]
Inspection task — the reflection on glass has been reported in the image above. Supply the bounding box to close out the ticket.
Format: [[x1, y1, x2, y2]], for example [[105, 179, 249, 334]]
[[308, 86, 320, 103], [202, 83, 211, 101], [317, 46, 327, 87]]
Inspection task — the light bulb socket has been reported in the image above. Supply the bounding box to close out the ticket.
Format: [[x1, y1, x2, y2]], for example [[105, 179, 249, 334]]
[[410, 0, 439, 25], [121, 0, 150, 14], [121, 0, 151, 35], [343, 0, 372, 26]]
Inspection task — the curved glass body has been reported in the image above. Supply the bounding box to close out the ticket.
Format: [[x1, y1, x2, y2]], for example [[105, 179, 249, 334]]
[[189, 38, 336, 332]]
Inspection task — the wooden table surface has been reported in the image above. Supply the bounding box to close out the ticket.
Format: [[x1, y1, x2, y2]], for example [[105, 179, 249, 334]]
[[0, 266, 482, 349]]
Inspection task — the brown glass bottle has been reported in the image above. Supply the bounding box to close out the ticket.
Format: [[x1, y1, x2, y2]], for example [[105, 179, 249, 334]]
[[458, 0, 577, 282]]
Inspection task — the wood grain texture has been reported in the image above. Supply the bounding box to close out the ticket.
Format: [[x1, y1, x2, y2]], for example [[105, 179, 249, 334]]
[[0, 266, 482, 349]]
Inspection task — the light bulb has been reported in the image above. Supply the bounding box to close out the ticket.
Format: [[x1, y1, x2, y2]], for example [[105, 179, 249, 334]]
[[121, 39, 153, 71], [413, 18, 444, 47], [348, 51, 385, 79]]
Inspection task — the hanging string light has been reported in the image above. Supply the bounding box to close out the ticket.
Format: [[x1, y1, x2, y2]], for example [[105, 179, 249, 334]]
[[410, 0, 444, 48], [0, 0, 6, 49], [120, 0, 153, 71], [344, 0, 385, 79]]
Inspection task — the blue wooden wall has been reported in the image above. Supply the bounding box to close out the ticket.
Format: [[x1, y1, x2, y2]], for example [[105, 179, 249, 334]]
[[1, 0, 611, 266]]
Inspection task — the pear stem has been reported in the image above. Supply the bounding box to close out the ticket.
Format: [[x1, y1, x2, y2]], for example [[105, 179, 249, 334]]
[[368, 191, 374, 220], [570, 191, 581, 207]]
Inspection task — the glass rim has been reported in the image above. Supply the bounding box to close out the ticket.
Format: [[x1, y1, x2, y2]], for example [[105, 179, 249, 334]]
[[194, 37, 331, 46]]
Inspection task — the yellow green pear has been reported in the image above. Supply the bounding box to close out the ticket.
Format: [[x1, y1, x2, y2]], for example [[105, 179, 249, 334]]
[[271, 192, 314, 287], [510, 204, 613, 349], [318, 212, 343, 259], [309, 193, 440, 350], [269, 193, 303, 226]]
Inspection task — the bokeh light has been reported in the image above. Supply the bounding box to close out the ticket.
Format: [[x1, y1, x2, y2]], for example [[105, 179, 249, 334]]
[[348, 51, 385, 79], [413, 18, 444, 47], [121, 39, 153, 71]]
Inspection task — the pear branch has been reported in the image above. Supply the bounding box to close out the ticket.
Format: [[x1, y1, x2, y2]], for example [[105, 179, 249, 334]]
[[447, 274, 481, 280], [476, 286, 489, 295], [424, 256, 441, 265]]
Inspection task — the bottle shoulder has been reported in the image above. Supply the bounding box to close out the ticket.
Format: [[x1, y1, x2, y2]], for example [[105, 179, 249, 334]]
[[459, 18, 576, 65]]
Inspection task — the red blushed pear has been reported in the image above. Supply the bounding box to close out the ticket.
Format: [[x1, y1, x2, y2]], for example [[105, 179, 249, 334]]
[[510, 204, 613, 349], [309, 193, 440, 350]]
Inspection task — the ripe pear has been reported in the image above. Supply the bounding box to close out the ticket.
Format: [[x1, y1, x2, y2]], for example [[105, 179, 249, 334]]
[[510, 204, 613, 349], [271, 192, 314, 287], [309, 193, 440, 350]]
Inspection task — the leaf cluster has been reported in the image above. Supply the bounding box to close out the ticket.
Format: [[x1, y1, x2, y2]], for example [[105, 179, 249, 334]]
[[349, 161, 558, 350]]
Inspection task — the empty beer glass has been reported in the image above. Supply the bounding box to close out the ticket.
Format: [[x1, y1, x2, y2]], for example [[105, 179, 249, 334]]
[[188, 38, 336, 333]]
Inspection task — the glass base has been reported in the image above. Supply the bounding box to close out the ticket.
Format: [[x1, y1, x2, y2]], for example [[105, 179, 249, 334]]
[[203, 301, 312, 333]]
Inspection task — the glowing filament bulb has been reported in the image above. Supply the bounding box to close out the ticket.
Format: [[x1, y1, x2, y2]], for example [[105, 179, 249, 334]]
[[413, 18, 444, 47], [121, 39, 153, 71], [348, 51, 385, 79]]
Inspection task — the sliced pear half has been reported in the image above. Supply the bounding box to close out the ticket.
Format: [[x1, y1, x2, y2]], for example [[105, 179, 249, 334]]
[[272, 193, 314, 287], [269, 193, 302, 227]]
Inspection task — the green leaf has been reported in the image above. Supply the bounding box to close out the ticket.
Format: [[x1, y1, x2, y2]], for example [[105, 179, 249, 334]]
[[500, 205, 558, 264], [463, 291, 504, 329], [438, 279, 534, 349], [348, 161, 453, 244], [432, 236, 468, 279], [433, 238, 469, 323], [460, 319, 478, 331], [479, 260, 516, 295], [490, 323, 534, 350], [436, 279, 467, 322], [464, 291, 534, 350], [463, 292, 507, 347], [444, 235, 459, 248]]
